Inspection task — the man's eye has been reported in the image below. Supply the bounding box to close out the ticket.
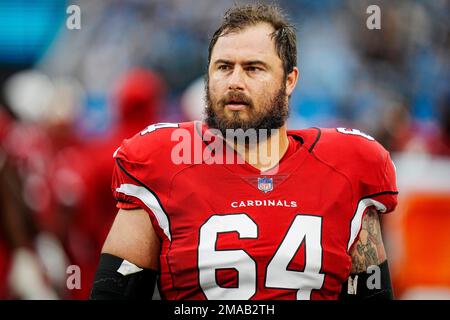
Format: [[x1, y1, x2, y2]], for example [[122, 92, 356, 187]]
[[218, 65, 231, 71], [246, 66, 261, 72]]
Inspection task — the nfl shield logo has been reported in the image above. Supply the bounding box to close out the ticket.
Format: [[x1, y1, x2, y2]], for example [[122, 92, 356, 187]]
[[258, 177, 273, 193]]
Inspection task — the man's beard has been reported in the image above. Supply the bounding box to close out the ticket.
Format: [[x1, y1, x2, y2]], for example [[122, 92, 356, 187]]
[[204, 81, 289, 140]]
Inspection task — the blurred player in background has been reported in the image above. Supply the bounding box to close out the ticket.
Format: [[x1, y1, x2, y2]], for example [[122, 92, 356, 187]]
[[50, 68, 166, 298], [0, 67, 165, 299], [0, 73, 64, 299]]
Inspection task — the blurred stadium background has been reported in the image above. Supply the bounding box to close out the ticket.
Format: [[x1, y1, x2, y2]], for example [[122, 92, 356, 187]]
[[0, 0, 448, 300]]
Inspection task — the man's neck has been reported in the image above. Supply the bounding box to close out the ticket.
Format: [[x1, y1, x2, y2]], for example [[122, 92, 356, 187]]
[[229, 125, 290, 172]]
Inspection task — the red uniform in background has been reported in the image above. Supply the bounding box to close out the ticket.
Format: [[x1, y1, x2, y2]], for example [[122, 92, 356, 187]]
[[111, 121, 398, 300], [55, 69, 166, 298], [0, 109, 56, 299]]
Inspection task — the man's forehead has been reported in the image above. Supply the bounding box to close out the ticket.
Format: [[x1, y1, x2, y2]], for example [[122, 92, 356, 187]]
[[211, 23, 279, 63]]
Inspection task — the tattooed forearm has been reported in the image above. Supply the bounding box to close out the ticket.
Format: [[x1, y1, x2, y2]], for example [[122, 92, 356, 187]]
[[350, 208, 387, 274]]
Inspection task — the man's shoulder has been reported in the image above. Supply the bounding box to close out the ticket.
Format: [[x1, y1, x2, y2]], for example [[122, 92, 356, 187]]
[[315, 127, 387, 159], [295, 127, 397, 207], [292, 127, 391, 179], [297, 127, 387, 158], [114, 121, 197, 164]]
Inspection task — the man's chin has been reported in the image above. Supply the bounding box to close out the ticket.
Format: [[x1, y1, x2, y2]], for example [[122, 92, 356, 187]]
[[223, 118, 253, 130], [223, 111, 251, 123]]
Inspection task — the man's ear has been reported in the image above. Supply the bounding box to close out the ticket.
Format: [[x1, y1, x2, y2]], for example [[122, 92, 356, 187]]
[[285, 67, 299, 97]]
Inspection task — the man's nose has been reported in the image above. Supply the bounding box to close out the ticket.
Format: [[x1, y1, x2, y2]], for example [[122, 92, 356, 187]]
[[228, 66, 245, 91]]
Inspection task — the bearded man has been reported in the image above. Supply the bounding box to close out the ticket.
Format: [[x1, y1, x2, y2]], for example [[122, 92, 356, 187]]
[[90, 3, 397, 301]]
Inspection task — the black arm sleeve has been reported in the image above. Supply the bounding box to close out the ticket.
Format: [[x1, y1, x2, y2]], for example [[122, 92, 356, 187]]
[[339, 260, 394, 300], [89, 253, 158, 300]]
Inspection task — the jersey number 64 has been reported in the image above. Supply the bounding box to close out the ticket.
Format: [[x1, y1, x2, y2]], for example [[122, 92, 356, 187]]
[[198, 214, 325, 300]]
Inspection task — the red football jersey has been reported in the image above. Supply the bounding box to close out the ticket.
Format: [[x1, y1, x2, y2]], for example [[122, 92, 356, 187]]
[[111, 121, 398, 300]]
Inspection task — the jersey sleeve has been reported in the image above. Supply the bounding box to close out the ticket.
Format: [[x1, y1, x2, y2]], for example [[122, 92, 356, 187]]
[[311, 128, 399, 253], [111, 153, 144, 210], [361, 150, 398, 214], [343, 130, 398, 253], [313, 128, 399, 213], [347, 133, 398, 214], [110, 124, 182, 241]]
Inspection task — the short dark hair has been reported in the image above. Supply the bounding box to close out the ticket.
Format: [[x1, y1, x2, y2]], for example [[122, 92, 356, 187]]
[[207, 3, 297, 76]]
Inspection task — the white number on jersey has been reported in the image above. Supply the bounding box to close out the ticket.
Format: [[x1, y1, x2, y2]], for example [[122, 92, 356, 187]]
[[198, 214, 324, 300], [198, 214, 257, 300], [266, 215, 324, 299], [140, 123, 179, 136], [336, 128, 374, 141]]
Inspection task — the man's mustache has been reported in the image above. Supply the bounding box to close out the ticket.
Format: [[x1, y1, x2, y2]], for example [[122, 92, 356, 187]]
[[218, 91, 253, 108]]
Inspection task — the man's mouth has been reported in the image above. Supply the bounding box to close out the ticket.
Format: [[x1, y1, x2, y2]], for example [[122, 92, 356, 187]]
[[225, 100, 249, 111]]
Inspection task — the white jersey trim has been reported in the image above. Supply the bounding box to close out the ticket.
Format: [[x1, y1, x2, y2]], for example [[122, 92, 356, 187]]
[[117, 259, 143, 276], [116, 183, 171, 241]]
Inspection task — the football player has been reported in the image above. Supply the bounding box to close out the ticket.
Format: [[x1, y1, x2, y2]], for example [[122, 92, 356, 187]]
[[90, 4, 397, 300]]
